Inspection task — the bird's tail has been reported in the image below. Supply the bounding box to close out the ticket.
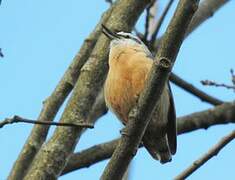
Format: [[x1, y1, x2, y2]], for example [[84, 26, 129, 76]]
[[143, 133, 172, 164]]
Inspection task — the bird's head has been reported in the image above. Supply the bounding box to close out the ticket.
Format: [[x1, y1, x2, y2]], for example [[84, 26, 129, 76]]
[[102, 24, 151, 56]]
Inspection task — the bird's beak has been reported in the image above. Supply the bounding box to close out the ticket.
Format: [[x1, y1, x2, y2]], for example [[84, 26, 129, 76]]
[[102, 24, 120, 40]]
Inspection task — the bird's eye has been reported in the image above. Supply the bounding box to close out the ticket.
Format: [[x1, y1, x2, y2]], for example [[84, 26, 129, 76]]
[[122, 34, 142, 44]]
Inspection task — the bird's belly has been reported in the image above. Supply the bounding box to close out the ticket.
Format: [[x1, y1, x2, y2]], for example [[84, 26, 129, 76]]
[[104, 73, 136, 124]]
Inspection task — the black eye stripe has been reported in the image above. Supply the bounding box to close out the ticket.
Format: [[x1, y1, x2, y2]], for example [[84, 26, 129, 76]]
[[124, 35, 141, 44]]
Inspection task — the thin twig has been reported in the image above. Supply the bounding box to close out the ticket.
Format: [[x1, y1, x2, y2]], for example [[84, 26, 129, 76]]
[[201, 80, 235, 90], [230, 69, 235, 85], [170, 73, 223, 105], [143, 1, 155, 42], [147, 0, 158, 37], [174, 130, 235, 180], [149, 0, 174, 46], [201, 69, 235, 92], [201, 80, 235, 91], [0, 115, 94, 129]]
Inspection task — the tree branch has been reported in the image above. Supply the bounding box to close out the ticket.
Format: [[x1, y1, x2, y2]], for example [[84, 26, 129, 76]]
[[201, 79, 235, 91], [177, 101, 235, 134], [143, 1, 155, 41], [153, 0, 231, 51], [174, 130, 235, 180], [185, 0, 230, 38], [86, 89, 108, 125], [201, 68, 235, 92], [62, 139, 119, 175], [151, 0, 229, 110], [231, 69, 235, 86], [149, 0, 174, 46], [62, 101, 235, 175], [101, 1, 199, 180], [0, 115, 94, 129], [170, 72, 224, 105], [23, 1, 152, 179], [146, 1, 158, 38]]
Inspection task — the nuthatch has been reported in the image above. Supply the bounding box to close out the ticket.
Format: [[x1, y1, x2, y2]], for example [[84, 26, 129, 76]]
[[102, 25, 177, 163]]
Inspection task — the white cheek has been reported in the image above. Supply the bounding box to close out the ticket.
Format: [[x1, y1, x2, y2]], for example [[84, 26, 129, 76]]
[[110, 40, 120, 47]]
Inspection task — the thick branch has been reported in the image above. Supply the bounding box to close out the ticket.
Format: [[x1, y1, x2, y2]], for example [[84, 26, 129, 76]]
[[177, 101, 235, 134], [62, 101, 235, 175], [62, 139, 119, 175], [170, 73, 224, 105], [175, 130, 235, 180], [23, 1, 151, 179], [101, 1, 199, 180], [8, 7, 113, 180], [87, 89, 108, 125]]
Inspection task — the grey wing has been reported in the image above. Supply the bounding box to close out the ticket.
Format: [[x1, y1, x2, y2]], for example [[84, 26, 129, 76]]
[[167, 82, 177, 155]]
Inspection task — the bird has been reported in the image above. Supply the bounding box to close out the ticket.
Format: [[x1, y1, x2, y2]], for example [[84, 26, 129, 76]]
[[102, 24, 177, 164]]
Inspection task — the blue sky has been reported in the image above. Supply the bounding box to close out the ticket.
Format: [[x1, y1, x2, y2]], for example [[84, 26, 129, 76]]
[[0, 1, 235, 180]]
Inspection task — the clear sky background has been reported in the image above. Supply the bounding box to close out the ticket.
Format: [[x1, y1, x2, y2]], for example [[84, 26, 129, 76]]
[[0, 1, 235, 180]]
